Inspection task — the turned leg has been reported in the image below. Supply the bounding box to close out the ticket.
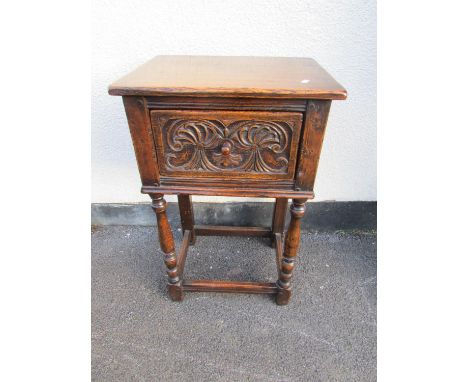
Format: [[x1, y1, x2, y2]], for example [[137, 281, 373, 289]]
[[150, 193, 183, 301], [271, 198, 289, 247], [276, 198, 307, 305], [178, 194, 196, 245]]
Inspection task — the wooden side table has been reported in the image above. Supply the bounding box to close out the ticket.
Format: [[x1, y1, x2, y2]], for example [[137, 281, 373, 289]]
[[109, 56, 346, 305]]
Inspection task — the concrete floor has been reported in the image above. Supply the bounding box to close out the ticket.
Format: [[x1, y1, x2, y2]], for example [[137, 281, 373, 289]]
[[92, 226, 376, 382]]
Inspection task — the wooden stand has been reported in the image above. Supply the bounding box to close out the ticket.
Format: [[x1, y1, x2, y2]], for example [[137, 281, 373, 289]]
[[109, 55, 346, 305], [151, 194, 305, 305]]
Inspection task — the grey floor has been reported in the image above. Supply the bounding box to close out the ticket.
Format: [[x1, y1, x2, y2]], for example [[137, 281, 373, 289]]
[[92, 226, 376, 382]]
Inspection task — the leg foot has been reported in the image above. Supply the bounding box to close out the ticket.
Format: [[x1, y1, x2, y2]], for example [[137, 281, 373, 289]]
[[275, 287, 292, 305], [168, 284, 184, 301]]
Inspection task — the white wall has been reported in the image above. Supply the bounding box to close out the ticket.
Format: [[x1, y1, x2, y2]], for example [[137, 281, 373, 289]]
[[92, 0, 376, 203]]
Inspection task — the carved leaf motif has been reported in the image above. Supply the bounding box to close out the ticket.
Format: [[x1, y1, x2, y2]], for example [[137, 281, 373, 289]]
[[164, 118, 291, 173]]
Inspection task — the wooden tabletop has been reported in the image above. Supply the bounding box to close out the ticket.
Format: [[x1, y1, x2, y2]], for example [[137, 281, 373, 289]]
[[108, 56, 346, 99]]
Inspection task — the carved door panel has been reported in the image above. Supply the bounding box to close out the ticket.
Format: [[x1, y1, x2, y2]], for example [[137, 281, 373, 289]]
[[150, 110, 303, 180]]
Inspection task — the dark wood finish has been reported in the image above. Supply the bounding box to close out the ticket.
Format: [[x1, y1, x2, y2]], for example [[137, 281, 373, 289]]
[[276, 199, 307, 305], [194, 225, 271, 237], [150, 110, 303, 180], [183, 280, 277, 294], [295, 100, 332, 191], [274, 233, 284, 279], [109, 56, 347, 100], [272, 198, 289, 235], [146, 96, 307, 112], [177, 230, 191, 278], [160, 177, 294, 188], [110, 55, 346, 305], [271, 198, 288, 246], [122, 97, 160, 185], [141, 185, 314, 199], [177, 195, 196, 244], [150, 194, 183, 301]]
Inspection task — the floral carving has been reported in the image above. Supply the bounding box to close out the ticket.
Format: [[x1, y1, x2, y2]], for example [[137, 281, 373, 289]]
[[212, 141, 242, 167], [164, 118, 291, 173]]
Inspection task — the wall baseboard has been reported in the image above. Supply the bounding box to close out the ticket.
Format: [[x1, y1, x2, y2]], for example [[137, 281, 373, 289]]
[[91, 202, 376, 232]]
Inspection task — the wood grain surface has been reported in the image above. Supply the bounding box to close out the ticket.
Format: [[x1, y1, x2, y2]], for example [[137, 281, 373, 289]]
[[109, 56, 347, 99]]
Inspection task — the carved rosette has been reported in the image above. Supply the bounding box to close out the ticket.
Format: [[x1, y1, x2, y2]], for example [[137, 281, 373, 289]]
[[164, 119, 291, 173]]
